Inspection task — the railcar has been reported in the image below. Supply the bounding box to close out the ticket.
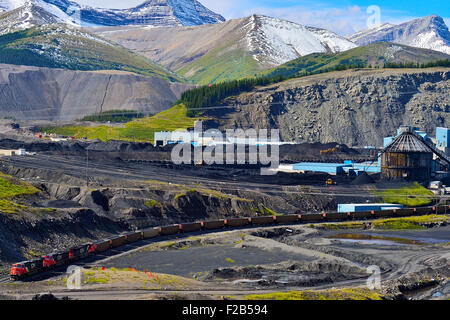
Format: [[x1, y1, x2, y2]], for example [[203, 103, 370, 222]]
[[224, 218, 250, 228], [142, 228, 160, 239], [249, 216, 275, 225], [414, 207, 433, 215], [109, 235, 128, 248], [300, 214, 324, 223], [394, 208, 415, 217], [436, 205, 450, 214], [159, 224, 180, 236], [94, 240, 111, 253], [10, 205, 448, 281], [273, 215, 300, 224], [376, 209, 396, 218], [124, 232, 142, 243], [201, 220, 225, 230], [179, 222, 202, 233], [350, 211, 374, 219], [322, 212, 345, 222]]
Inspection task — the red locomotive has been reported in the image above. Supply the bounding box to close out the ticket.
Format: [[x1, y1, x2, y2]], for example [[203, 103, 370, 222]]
[[10, 205, 449, 281]]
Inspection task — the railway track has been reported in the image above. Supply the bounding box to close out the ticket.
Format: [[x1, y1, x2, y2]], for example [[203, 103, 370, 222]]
[[0, 277, 12, 284], [6, 206, 450, 283], [0, 154, 422, 200], [1, 153, 448, 284]]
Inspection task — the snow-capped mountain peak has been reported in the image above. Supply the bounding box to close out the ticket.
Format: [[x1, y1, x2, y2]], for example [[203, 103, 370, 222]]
[[0, 0, 80, 35], [41, 0, 225, 27], [349, 15, 450, 55], [0, 0, 225, 28], [245, 15, 357, 65], [0, 0, 28, 11]]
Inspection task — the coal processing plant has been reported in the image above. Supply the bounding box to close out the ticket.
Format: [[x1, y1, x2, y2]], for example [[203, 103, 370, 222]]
[[152, 125, 450, 183], [381, 127, 450, 182], [275, 126, 450, 183]]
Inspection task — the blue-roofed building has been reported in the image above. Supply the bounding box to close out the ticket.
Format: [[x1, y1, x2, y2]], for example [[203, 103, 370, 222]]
[[436, 127, 450, 148], [292, 161, 381, 176], [352, 162, 382, 174], [293, 163, 353, 175], [338, 203, 404, 213]]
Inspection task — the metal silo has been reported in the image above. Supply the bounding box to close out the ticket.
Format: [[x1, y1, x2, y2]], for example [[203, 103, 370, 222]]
[[381, 130, 433, 181]]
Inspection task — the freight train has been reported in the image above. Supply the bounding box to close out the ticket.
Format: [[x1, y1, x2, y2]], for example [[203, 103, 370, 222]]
[[10, 205, 449, 280]]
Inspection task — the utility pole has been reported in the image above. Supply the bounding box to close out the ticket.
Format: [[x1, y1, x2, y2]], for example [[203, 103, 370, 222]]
[[86, 149, 89, 187]]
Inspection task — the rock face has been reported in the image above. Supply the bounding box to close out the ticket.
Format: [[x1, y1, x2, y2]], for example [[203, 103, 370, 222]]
[[38, 0, 225, 27], [207, 69, 450, 147], [349, 15, 450, 55], [0, 64, 192, 121]]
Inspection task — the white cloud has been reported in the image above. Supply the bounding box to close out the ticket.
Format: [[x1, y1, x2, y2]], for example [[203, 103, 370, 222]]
[[69, 1, 444, 36], [237, 5, 371, 36], [199, 1, 407, 36]]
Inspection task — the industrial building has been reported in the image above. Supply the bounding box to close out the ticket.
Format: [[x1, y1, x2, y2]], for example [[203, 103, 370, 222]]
[[292, 162, 350, 175], [288, 160, 381, 176], [381, 131, 434, 181], [436, 127, 450, 155], [381, 126, 450, 181], [338, 203, 404, 213], [0, 149, 26, 157], [384, 126, 450, 157], [154, 127, 295, 147], [154, 131, 196, 146]]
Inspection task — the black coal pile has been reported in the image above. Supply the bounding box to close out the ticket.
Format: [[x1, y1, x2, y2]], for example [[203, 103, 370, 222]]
[[279, 143, 360, 162], [351, 172, 375, 185], [0, 139, 87, 153]]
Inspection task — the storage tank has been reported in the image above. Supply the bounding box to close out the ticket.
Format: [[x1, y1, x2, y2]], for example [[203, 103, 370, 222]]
[[381, 130, 433, 181]]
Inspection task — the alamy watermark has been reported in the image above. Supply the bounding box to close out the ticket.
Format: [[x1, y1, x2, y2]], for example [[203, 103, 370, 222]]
[[66, 265, 84, 290], [170, 121, 280, 176], [366, 265, 382, 290], [367, 5, 382, 29]]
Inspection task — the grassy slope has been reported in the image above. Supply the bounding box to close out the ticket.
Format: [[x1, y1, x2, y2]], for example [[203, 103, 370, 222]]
[[41, 104, 205, 144], [0, 26, 184, 82], [314, 214, 450, 231], [64, 267, 200, 290], [375, 183, 435, 207], [262, 42, 450, 79], [177, 39, 261, 85], [246, 288, 382, 300], [0, 173, 39, 214]]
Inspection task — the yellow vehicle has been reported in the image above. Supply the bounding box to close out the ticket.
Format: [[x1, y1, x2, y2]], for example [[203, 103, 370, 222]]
[[326, 179, 333, 185]]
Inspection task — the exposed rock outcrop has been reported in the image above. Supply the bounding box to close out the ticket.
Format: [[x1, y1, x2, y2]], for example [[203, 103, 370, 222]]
[[208, 68, 450, 146], [0, 64, 192, 121]]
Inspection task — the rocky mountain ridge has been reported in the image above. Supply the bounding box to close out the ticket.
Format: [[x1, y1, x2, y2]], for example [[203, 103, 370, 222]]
[[349, 15, 450, 55], [206, 68, 450, 147], [0, 0, 225, 27], [96, 14, 357, 84]]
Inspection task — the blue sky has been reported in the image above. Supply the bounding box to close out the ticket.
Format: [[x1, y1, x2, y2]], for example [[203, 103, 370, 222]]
[[77, 0, 450, 36]]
